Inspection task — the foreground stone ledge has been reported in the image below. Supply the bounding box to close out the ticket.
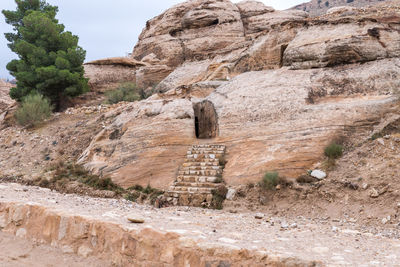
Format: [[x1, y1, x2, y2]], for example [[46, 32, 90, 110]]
[[0, 201, 321, 266]]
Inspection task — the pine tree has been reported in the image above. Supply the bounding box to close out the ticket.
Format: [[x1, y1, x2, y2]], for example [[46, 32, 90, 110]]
[[2, 0, 88, 110]]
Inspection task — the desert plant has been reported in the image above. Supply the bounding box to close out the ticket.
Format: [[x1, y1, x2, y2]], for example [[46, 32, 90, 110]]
[[50, 162, 124, 192], [105, 82, 141, 104], [213, 173, 224, 183], [324, 143, 343, 159], [15, 93, 52, 126], [260, 171, 280, 190], [210, 185, 228, 210], [218, 155, 227, 169]]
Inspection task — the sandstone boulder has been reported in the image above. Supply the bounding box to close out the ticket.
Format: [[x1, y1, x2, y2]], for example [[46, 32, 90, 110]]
[[283, 21, 400, 69], [132, 0, 246, 68], [240, 10, 308, 36], [84, 57, 146, 91], [235, 1, 275, 18]]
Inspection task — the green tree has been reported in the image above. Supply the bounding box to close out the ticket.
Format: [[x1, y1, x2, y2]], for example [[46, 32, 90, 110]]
[[2, 0, 88, 110]]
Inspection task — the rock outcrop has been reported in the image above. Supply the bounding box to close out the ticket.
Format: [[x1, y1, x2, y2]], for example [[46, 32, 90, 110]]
[[80, 1, 400, 189], [292, 0, 392, 17], [0, 80, 14, 112]]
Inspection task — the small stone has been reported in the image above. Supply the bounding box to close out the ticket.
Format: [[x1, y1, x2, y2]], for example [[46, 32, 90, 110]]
[[16, 228, 27, 238], [377, 138, 385, 146], [127, 217, 145, 224], [281, 222, 289, 229], [290, 223, 297, 229], [382, 218, 388, 224], [384, 135, 391, 139], [362, 183, 369, 190], [255, 213, 264, 219], [369, 188, 379, 198], [332, 226, 338, 232], [311, 170, 326, 180], [226, 188, 236, 200]]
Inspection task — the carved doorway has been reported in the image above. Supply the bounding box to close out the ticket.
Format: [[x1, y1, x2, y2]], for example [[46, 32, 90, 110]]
[[193, 100, 218, 139]]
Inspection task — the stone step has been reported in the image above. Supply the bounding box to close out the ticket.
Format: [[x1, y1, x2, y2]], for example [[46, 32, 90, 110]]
[[176, 175, 220, 183], [165, 191, 212, 198], [184, 158, 219, 163], [173, 182, 220, 188], [182, 162, 220, 167], [180, 165, 222, 171], [186, 154, 220, 159], [167, 187, 214, 193], [192, 145, 225, 149], [178, 169, 221, 176], [187, 150, 225, 157]]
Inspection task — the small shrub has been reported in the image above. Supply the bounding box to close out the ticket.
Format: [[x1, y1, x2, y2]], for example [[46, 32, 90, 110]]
[[324, 143, 343, 159], [50, 162, 124, 193], [105, 82, 141, 104], [214, 173, 224, 183], [15, 93, 52, 127], [218, 155, 227, 169], [260, 172, 280, 190], [210, 185, 228, 210], [371, 132, 383, 140]]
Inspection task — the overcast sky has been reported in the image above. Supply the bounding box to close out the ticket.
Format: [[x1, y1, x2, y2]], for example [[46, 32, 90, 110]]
[[0, 0, 305, 78]]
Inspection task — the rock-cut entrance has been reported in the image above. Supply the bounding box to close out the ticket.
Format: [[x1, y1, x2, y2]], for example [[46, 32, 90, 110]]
[[193, 100, 218, 139]]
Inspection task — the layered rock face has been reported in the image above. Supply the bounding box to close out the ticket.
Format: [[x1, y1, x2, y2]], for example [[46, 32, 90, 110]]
[[0, 80, 14, 112], [292, 0, 391, 17], [80, 1, 400, 188]]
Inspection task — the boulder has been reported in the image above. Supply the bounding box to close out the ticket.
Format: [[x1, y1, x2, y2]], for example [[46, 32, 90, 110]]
[[235, 1, 275, 18], [240, 10, 308, 36], [83, 57, 146, 91], [132, 0, 246, 68], [311, 170, 327, 180], [283, 21, 400, 69], [135, 65, 173, 89]]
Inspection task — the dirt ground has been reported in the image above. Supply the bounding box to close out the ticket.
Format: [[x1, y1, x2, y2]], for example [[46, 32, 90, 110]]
[[1, 182, 400, 266], [0, 231, 112, 267]]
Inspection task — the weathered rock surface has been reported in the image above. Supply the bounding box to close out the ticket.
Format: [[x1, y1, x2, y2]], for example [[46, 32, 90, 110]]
[[84, 58, 144, 91], [283, 19, 400, 69], [75, 2, 400, 190], [292, 0, 392, 17], [0, 80, 14, 112], [132, 0, 247, 69], [79, 57, 399, 188]]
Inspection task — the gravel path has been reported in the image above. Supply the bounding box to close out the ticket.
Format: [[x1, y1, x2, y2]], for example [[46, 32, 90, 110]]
[[1, 182, 400, 266]]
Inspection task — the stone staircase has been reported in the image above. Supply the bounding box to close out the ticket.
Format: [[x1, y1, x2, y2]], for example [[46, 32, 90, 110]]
[[164, 144, 226, 207]]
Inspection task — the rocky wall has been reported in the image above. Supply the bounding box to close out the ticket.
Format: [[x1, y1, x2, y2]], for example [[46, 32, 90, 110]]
[[0, 201, 319, 266]]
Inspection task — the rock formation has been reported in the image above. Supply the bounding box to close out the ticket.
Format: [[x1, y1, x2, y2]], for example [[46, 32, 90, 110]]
[[80, 0, 400, 189], [292, 0, 392, 17], [0, 79, 14, 113]]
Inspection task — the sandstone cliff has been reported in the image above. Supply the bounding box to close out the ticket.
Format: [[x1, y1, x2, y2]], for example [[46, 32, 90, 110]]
[[79, 0, 400, 189], [292, 0, 392, 17]]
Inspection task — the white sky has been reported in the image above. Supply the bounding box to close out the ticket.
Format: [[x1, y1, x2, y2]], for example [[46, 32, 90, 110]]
[[0, 0, 306, 78]]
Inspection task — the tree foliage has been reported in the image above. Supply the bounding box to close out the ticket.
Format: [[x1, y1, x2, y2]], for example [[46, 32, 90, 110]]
[[2, 0, 88, 110]]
